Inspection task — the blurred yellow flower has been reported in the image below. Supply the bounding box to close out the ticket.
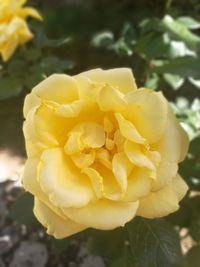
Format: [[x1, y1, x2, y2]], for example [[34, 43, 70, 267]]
[[22, 68, 189, 239], [0, 0, 42, 62]]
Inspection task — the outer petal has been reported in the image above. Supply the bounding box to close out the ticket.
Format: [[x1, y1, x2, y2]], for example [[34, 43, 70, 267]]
[[55, 100, 86, 118], [22, 157, 85, 238], [23, 93, 41, 118], [75, 68, 137, 93], [123, 168, 152, 202], [32, 74, 79, 104], [64, 199, 139, 230], [22, 158, 48, 203], [153, 107, 189, 163], [168, 173, 188, 201], [151, 160, 178, 191], [34, 198, 86, 239], [137, 174, 188, 218], [24, 102, 77, 149], [125, 89, 168, 143], [38, 148, 94, 208]]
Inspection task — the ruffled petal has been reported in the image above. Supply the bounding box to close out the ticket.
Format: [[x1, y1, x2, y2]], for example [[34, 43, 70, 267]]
[[125, 89, 168, 143], [153, 107, 189, 163], [82, 167, 103, 198], [22, 158, 48, 203], [124, 141, 155, 171], [137, 174, 188, 218], [55, 100, 86, 118], [123, 168, 152, 202], [23, 93, 41, 118], [23, 157, 71, 221], [75, 68, 137, 93], [32, 74, 78, 104], [115, 113, 146, 144], [38, 148, 94, 208], [98, 85, 127, 113], [64, 199, 139, 230], [34, 198, 86, 239], [151, 160, 178, 191], [112, 152, 133, 193]]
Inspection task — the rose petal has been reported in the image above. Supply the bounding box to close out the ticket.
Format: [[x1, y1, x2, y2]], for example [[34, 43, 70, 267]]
[[34, 198, 86, 239], [115, 113, 146, 144], [125, 89, 168, 143], [151, 160, 178, 191], [153, 107, 189, 163], [137, 174, 188, 218], [38, 148, 94, 208], [64, 199, 139, 230], [124, 140, 155, 171], [33, 74, 78, 104], [98, 85, 127, 113], [112, 152, 133, 193], [75, 68, 137, 93], [123, 168, 152, 202]]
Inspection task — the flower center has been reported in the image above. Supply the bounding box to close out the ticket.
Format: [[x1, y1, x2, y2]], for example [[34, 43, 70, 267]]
[[64, 117, 123, 170]]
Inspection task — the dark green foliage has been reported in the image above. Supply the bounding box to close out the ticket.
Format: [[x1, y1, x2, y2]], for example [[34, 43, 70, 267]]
[[87, 218, 183, 267], [0, 27, 74, 100], [126, 218, 183, 267], [8, 192, 38, 226]]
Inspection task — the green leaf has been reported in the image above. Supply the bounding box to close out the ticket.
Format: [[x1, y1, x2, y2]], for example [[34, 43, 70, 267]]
[[162, 15, 200, 50], [108, 256, 136, 267], [0, 77, 23, 100], [186, 246, 200, 267], [87, 228, 126, 261], [137, 32, 170, 59], [126, 218, 183, 267], [91, 31, 114, 48], [49, 237, 71, 255], [155, 56, 200, 77], [177, 16, 200, 30], [179, 137, 200, 187], [169, 41, 196, 58], [121, 23, 137, 45], [145, 73, 159, 90], [166, 200, 192, 228], [35, 29, 72, 48], [111, 38, 134, 56], [189, 219, 200, 242], [188, 77, 200, 89], [163, 73, 184, 90], [8, 192, 38, 225], [140, 18, 164, 34], [40, 56, 74, 73], [22, 48, 42, 61], [189, 136, 200, 156]]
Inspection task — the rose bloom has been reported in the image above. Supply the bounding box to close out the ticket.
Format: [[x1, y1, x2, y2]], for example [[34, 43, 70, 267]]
[[22, 68, 189, 238], [0, 0, 42, 62]]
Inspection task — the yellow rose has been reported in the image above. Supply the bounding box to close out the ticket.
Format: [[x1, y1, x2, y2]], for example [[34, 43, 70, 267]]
[[0, 0, 42, 62], [22, 68, 189, 239]]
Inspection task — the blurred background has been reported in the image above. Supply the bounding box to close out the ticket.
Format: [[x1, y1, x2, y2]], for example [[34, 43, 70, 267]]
[[0, 0, 200, 266]]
